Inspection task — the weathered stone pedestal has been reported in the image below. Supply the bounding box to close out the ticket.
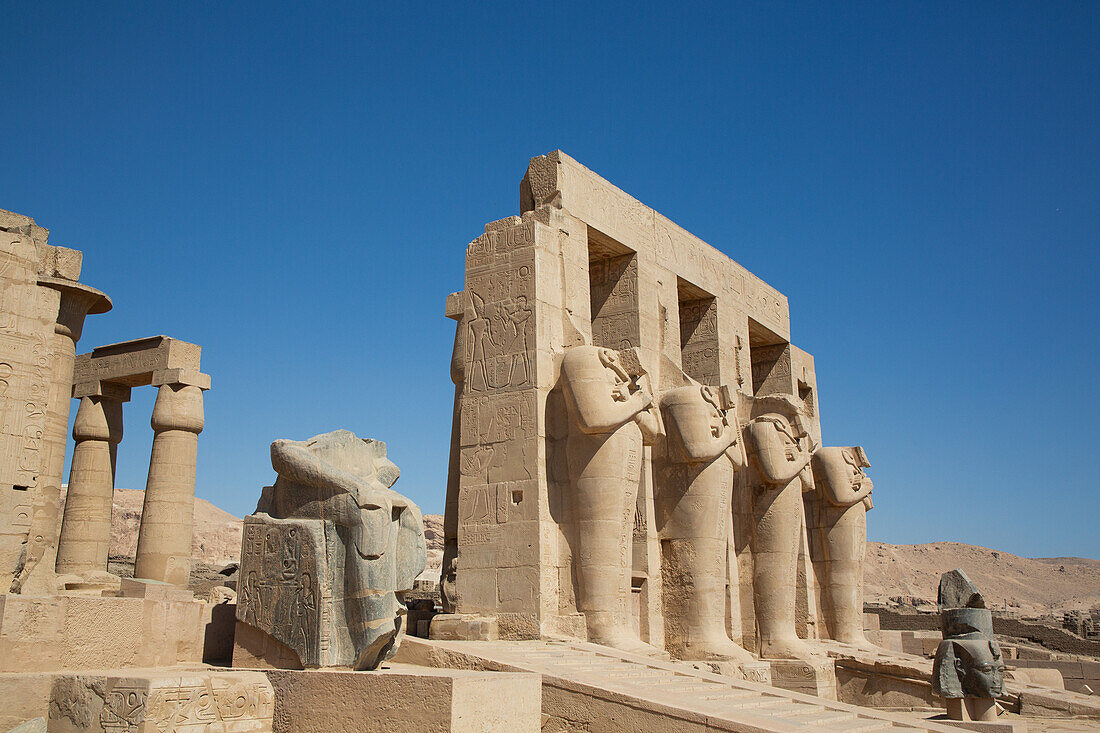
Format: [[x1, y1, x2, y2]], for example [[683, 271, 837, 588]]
[[0, 593, 209, 673], [263, 667, 540, 733], [768, 657, 837, 700], [429, 614, 499, 641], [46, 671, 274, 733]]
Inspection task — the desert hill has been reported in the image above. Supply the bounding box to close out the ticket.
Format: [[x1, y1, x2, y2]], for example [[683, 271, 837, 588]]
[[89, 490, 1098, 617], [864, 541, 1100, 617]]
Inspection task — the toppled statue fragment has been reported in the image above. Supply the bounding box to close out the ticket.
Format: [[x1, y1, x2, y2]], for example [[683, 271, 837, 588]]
[[931, 569, 1005, 722], [937, 568, 986, 611], [235, 430, 426, 670]]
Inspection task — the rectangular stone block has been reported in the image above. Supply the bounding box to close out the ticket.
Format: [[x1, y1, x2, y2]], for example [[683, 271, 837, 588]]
[[263, 667, 540, 733], [0, 672, 55, 730], [429, 613, 498, 641], [768, 658, 837, 700], [46, 670, 273, 732], [118, 577, 194, 602], [73, 336, 201, 388], [863, 612, 880, 632], [0, 593, 210, 672]]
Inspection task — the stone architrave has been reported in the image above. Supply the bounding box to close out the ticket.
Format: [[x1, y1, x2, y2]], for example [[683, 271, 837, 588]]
[[931, 570, 1006, 722], [744, 394, 821, 661], [234, 430, 427, 670], [656, 384, 752, 663], [0, 210, 110, 595], [560, 345, 659, 654], [810, 446, 874, 647]]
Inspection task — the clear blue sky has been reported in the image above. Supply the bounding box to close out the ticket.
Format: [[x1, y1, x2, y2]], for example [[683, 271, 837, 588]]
[[3, 2, 1097, 558]]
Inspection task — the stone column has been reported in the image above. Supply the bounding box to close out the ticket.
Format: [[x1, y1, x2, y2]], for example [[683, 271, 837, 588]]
[[55, 382, 129, 579], [134, 369, 209, 586], [13, 278, 110, 594]]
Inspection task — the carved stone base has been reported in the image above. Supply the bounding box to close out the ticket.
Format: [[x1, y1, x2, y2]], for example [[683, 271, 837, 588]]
[[46, 670, 273, 732], [768, 658, 837, 699], [429, 614, 499, 641], [264, 667, 540, 733], [927, 713, 1027, 733], [232, 621, 304, 670], [0, 593, 208, 673], [694, 659, 772, 685]]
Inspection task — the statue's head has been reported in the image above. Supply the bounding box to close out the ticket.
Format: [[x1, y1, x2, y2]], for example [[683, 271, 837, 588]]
[[953, 639, 1006, 698], [813, 446, 872, 498], [750, 393, 809, 437]]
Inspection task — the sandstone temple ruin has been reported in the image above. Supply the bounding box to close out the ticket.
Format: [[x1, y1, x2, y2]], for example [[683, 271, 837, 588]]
[[428, 150, 885, 694], [0, 157, 1094, 732]]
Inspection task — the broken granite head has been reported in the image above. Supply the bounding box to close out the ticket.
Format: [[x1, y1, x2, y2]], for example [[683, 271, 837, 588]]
[[931, 569, 1005, 721]]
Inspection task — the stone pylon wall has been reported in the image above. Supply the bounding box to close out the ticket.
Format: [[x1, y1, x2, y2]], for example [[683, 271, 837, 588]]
[[0, 209, 110, 594], [446, 152, 831, 646]]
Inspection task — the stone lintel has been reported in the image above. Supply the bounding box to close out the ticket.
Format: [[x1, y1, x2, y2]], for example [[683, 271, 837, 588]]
[[71, 380, 132, 402], [74, 336, 202, 388], [445, 291, 465, 320], [151, 368, 211, 390]]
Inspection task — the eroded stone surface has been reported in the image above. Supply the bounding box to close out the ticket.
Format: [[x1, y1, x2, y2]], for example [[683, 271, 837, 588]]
[[939, 568, 987, 611], [0, 210, 110, 596], [46, 671, 273, 732]]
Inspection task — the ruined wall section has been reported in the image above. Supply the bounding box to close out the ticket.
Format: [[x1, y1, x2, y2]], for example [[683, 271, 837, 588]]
[[0, 221, 57, 583], [454, 212, 595, 638]]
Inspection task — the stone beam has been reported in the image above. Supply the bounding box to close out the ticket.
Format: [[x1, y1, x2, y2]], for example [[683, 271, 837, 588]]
[[73, 335, 202, 388]]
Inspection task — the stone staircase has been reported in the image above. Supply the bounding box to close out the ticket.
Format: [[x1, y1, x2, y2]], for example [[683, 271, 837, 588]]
[[400, 638, 962, 731]]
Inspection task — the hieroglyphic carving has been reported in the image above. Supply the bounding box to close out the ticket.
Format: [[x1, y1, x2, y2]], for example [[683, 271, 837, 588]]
[[144, 676, 275, 730], [238, 517, 328, 665], [590, 253, 639, 350], [0, 230, 56, 580], [458, 392, 535, 484], [99, 686, 147, 732], [464, 248, 535, 394], [751, 343, 793, 397], [81, 673, 275, 733]]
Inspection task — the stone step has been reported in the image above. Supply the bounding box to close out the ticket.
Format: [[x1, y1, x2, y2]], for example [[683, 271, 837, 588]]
[[604, 668, 671, 679], [814, 720, 901, 732], [708, 695, 801, 711], [403, 638, 962, 733], [699, 688, 762, 702], [777, 708, 859, 726], [639, 681, 727, 695]]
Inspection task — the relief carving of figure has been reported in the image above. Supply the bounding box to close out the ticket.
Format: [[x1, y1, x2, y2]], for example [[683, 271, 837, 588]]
[[657, 384, 753, 662], [811, 446, 874, 647], [240, 430, 426, 670], [745, 394, 821, 661], [561, 345, 660, 654]]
